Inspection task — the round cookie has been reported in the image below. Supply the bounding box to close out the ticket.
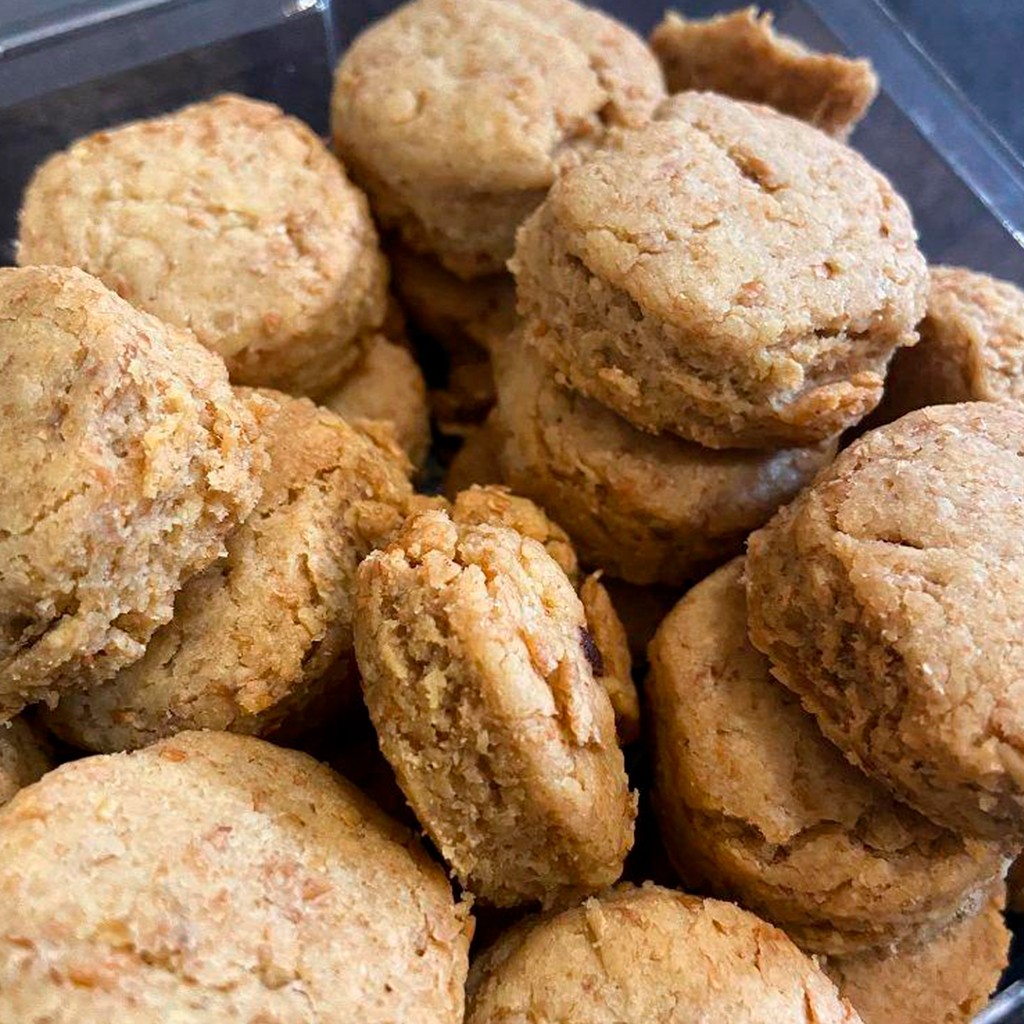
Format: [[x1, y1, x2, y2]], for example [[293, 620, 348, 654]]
[[354, 508, 635, 907], [0, 266, 265, 720], [466, 885, 859, 1023], [746, 402, 1024, 839], [332, 0, 664, 278], [321, 332, 431, 467], [824, 888, 1010, 1024], [649, 558, 1005, 955], [0, 731, 470, 1021], [19, 94, 388, 398], [877, 264, 1024, 423], [43, 392, 416, 753], [495, 333, 836, 585], [0, 718, 52, 809], [512, 90, 926, 447]]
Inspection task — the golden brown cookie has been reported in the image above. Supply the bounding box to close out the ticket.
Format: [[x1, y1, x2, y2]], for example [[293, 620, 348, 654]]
[[320, 332, 431, 467], [512, 91, 926, 447], [466, 885, 860, 1022], [332, 0, 664, 278], [495, 334, 836, 585], [0, 266, 265, 720], [649, 559, 1006, 954], [876, 265, 1024, 423], [0, 731, 471, 1021], [824, 888, 1010, 1024], [650, 8, 878, 139], [42, 392, 415, 752], [746, 403, 1024, 840], [354, 508, 635, 907], [0, 718, 52, 809], [19, 94, 388, 397]]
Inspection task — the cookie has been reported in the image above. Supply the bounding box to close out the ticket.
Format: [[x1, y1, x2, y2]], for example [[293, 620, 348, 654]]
[[449, 485, 639, 743], [443, 414, 505, 498], [0, 718, 52, 809], [824, 888, 1010, 1024], [321, 332, 431, 467], [466, 884, 859, 1023], [876, 265, 1024, 423], [19, 94, 388, 398], [649, 559, 1005, 954], [512, 91, 926, 447], [0, 266, 265, 720], [354, 508, 635, 906], [650, 8, 877, 139], [746, 402, 1024, 839], [0, 731, 471, 1021], [495, 334, 836, 585], [332, 0, 664, 278], [42, 392, 415, 752]]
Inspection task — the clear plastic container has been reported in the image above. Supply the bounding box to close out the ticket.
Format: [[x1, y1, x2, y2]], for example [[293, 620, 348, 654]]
[[2, 0, 1022, 1018]]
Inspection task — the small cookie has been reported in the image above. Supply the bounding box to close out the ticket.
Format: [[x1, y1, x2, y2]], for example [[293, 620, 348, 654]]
[[43, 392, 415, 752], [649, 559, 1005, 954], [824, 888, 1010, 1024], [513, 91, 926, 447], [650, 8, 877, 139], [0, 266, 265, 719], [19, 94, 388, 397], [321, 332, 431, 467], [332, 0, 664, 278], [0, 718, 52, 809], [0, 731, 471, 1021], [495, 334, 836, 585], [746, 403, 1024, 839], [354, 508, 635, 906], [466, 885, 859, 1023], [877, 265, 1024, 423]]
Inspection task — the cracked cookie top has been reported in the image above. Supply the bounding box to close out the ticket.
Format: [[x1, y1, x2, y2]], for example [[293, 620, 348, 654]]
[[0, 731, 471, 1021]]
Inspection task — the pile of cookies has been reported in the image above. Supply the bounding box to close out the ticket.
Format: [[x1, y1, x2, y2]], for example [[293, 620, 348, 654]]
[[1, 1, 1022, 1021]]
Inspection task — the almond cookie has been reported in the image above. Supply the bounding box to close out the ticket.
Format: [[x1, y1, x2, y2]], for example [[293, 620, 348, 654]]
[[876, 265, 1024, 423], [331, 0, 664, 279], [43, 393, 415, 753], [512, 91, 926, 447], [650, 8, 878, 139], [0, 267, 265, 720], [649, 559, 1005, 954], [0, 718, 52, 809], [19, 94, 388, 398], [354, 508, 635, 907], [495, 334, 835, 585], [824, 888, 1010, 1024], [747, 402, 1024, 839], [321, 332, 431, 467], [466, 885, 860, 1023], [0, 731, 471, 1022]]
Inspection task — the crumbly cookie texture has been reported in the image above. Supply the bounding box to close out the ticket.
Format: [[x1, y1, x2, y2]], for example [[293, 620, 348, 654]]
[[332, 0, 664, 278], [19, 94, 388, 398], [746, 402, 1024, 840], [824, 887, 1010, 1024], [0, 731, 471, 1022], [354, 509, 635, 907], [877, 264, 1024, 422], [0, 718, 52, 809], [320, 332, 431, 467], [449, 485, 639, 743], [43, 392, 415, 752], [0, 266, 266, 720], [650, 8, 878, 139], [495, 333, 836, 585], [649, 559, 1006, 955], [513, 91, 926, 448], [466, 885, 860, 1023]]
